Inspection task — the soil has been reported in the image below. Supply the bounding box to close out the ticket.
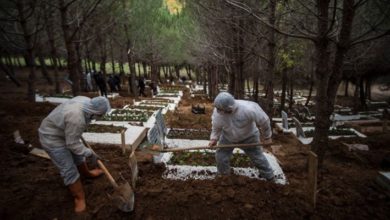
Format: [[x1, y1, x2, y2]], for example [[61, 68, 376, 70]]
[[0, 69, 389, 219], [85, 124, 126, 133]]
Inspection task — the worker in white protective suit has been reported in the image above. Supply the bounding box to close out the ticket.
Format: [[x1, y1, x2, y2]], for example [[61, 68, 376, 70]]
[[208, 92, 275, 181], [38, 96, 111, 213]]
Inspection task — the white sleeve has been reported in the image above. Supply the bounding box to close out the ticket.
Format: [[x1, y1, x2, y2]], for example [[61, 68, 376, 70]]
[[210, 109, 222, 140], [253, 104, 272, 139], [64, 111, 89, 156]]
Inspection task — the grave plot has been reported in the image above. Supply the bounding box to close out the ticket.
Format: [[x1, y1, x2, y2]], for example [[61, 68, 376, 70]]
[[190, 90, 208, 98], [148, 127, 286, 184], [167, 128, 210, 140], [101, 109, 151, 122], [344, 119, 388, 134], [158, 148, 287, 185], [35, 93, 72, 104], [159, 85, 185, 93], [156, 86, 184, 101], [138, 99, 177, 111], [82, 123, 147, 151], [291, 117, 366, 145], [332, 108, 385, 120]]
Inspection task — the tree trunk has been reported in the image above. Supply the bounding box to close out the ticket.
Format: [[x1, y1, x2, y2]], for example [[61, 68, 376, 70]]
[[234, 18, 245, 99], [0, 61, 21, 87], [344, 79, 349, 96], [5, 55, 16, 76], [253, 68, 259, 102], [311, 0, 331, 166], [124, 24, 138, 97], [264, 0, 276, 118], [280, 67, 287, 112], [208, 64, 218, 99], [92, 60, 97, 72], [359, 77, 366, 109], [16, 0, 36, 101], [288, 72, 294, 110], [38, 52, 53, 85], [59, 0, 81, 96], [365, 77, 371, 100], [110, 38, 116, 75], [174, 65, 180, 79], [312, 0, 355, 167], [186, 64, 192, 80], [142, 62, 147, 77]]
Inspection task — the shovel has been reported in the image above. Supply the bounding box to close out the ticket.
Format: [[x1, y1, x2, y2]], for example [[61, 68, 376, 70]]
[[144, 142, 273, 155], [81, 137, 135, 212]]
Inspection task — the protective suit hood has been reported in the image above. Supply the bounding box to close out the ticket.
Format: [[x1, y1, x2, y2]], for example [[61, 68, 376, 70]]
[[70, 96, 111, 115], [213, 92, 237, 112]]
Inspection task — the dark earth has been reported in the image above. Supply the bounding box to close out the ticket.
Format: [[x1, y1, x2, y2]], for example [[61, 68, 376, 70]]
[[0, 69, 389, 219]]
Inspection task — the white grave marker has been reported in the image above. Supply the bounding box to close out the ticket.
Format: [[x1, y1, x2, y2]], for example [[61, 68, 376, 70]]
[[282, 111, 288, 130]]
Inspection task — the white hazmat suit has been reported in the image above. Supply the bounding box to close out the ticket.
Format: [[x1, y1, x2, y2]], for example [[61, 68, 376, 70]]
[[39, 96, 111, 185], [210, 92, 274, 180]]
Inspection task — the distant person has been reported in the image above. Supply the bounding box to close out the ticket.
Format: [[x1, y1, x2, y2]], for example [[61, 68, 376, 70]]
[[180, 76, 187, 84], [86, 72, 93, 91], [150, 80, 158, 96], [38, 96, 111, 213], [93, 72, 107, 97], [138, 77, 146, 97], [208, 92, 275, 181], [169, 75, 175, 85], [107, 75, 116, 93], [114, 74, 121, 91]]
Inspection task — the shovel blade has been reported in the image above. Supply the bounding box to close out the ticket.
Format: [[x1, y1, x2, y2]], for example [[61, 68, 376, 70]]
[[112, 182, 134, 212]]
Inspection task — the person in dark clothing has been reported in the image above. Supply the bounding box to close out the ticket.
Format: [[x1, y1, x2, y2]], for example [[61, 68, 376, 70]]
[[138, 77, 146, 97], [150, 81, 158, 96], [114, 75, 121, 91], [107, 75, 116, 93], [93, 72, 107, 97]]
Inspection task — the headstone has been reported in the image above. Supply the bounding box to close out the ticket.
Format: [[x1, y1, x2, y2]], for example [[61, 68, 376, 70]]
[[293, 117, 305, 138], [147, 125, 162, 145], [281, 111, 289, 130], [155, 109, 167, 135], [330, 113, 336, 127]]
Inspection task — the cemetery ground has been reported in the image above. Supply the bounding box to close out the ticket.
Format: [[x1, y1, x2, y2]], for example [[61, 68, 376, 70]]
[[0, 71, 389, 219]]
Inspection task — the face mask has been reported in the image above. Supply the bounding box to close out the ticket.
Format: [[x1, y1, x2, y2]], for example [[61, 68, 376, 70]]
[[216, 107, 232, 114], [91, 114, 103, 120]]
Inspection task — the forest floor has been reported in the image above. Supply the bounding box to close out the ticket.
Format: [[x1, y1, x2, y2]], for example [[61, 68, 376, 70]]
[[0, 69, 389, 219]]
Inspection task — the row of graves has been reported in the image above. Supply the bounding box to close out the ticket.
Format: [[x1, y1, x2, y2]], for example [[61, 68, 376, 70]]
[[275, 99, 389, 143], [274, 100, 390, 196]]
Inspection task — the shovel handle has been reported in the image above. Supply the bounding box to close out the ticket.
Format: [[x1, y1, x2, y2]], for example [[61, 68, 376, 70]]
[[160, 142, 270, 152], [80, 136, 119, 189], [97, 160, 119, 189]]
